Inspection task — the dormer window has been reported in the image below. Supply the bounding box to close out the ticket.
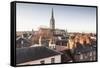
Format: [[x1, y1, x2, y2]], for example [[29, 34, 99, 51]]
[[40, 60, 45, 64], [51, 58, 55, 63]]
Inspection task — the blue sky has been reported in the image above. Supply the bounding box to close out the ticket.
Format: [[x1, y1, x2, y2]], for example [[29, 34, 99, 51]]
[[16, 3, 96, 33]]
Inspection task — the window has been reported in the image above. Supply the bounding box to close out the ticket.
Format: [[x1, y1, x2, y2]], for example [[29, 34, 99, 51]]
[[40, 60, 45, 64], [80, 54, 83, 60], [51, 58, 55, 63], [90, 52, 92, 56]]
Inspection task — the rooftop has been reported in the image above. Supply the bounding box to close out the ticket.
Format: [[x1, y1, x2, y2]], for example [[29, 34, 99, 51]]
[[16, 46, 61, 64]]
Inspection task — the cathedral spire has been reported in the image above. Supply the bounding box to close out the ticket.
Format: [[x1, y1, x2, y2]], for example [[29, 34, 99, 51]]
[[50, 8, 55, 30], [51, 8, 54, 19]]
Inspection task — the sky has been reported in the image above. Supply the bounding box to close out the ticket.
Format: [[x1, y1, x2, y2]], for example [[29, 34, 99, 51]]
[[16, 3, 96, 33]]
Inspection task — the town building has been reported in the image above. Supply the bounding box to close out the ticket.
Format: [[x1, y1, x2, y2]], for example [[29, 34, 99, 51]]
[[30, 8, 68, 48], [16, 46, 62, 65], [73, 43, 96, 62], [16, 36, 32, 48]]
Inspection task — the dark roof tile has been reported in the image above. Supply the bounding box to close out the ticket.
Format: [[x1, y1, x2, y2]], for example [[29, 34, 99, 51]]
[[16, 46, 61, 64]]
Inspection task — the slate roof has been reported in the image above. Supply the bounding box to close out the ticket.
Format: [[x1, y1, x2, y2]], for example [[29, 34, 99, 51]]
[[74, 42, 96, 55], [16, 46, 61, 64], [55, 45, 67, 52], [16, 37, 31, 47]]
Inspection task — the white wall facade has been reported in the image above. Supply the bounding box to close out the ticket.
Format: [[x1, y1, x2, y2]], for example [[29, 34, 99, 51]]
[[18, 55, 61, 65]]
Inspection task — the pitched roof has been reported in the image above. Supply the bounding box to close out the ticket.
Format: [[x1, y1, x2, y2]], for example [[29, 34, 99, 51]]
[[16, 46, 61, 64], [16, 37, 31, 47], [74, 43, 96, 55], [55, 45, 67, 52]]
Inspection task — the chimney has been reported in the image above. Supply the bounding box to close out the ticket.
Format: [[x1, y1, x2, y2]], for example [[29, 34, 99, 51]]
[[39, 36, 42, 46], [21, 34, 24, 38], [49, 38, 56, 49], [49, 39, 52, 47], [21, 40, 24, 48]]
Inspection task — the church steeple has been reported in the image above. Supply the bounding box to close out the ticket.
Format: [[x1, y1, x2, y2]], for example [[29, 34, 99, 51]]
[[50, 8, 55, 30], [51, 8, 54, 19]]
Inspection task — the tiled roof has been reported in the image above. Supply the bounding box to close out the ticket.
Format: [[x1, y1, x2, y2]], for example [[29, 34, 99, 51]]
[[16, 46, 61, 64], [74, 43, 96, 54], [16, 37, 31, 48]]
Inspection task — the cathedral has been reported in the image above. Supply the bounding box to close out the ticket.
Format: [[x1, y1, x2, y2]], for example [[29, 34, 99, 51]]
[[38, 8, 67, 37], [37, 8, 67, 48], [16, 8, 68, 48]]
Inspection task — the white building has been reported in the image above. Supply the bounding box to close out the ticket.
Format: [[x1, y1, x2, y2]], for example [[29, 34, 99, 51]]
[[18, 55, 61, 65], [16, 46, 62, 66]]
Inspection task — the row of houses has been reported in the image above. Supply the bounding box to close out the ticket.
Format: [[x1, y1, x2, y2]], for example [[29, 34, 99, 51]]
[[16, 31, 97, 65], [16, 28, 71, 65], [66, 33, 97, 62]]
